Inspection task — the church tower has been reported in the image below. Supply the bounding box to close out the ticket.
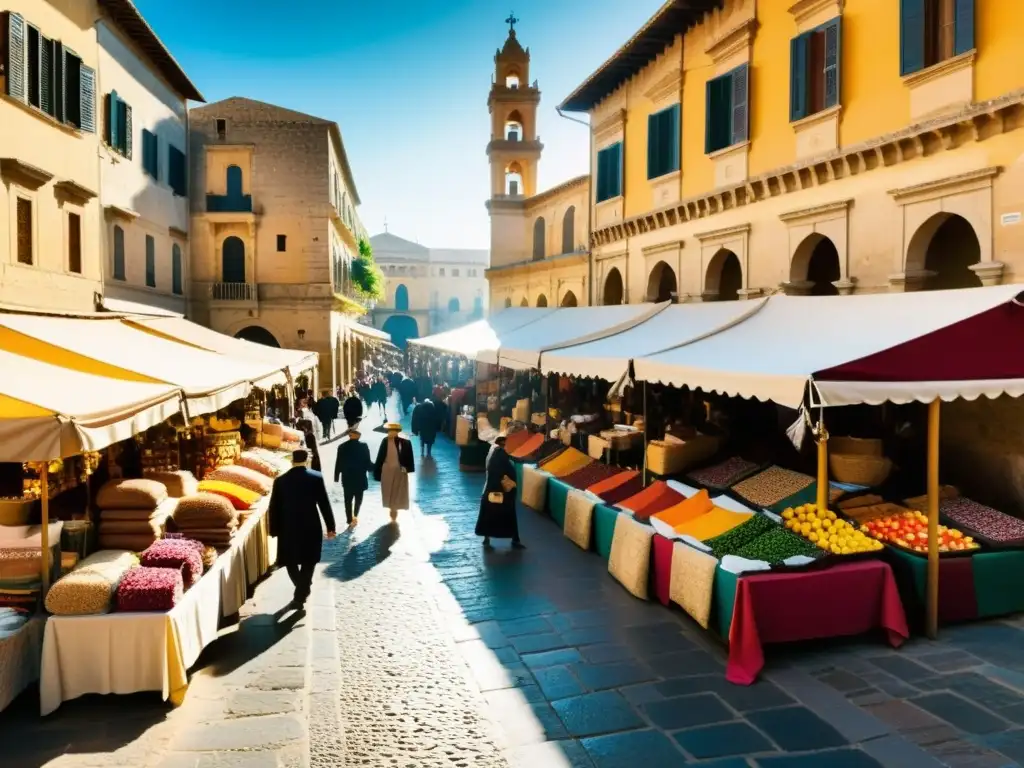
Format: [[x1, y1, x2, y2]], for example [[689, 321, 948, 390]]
[[486, 14, 543, 268]]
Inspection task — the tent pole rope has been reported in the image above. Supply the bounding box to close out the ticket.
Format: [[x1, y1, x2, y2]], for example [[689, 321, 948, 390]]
[[926, 398, 941, 640]]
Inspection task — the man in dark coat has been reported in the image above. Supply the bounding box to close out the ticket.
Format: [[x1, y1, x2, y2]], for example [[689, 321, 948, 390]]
[[475, 435, 525, 550], [268, 449, 336, 607], [315, 390, 340, 439], [397, 376, 417, 416], [411, 398, 440, 458], [342, 388, 363, 429], [334, 427, 373, 526]]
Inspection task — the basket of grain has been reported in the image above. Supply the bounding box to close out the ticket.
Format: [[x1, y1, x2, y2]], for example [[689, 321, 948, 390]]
[[647, 434, 719, 477], [830, 436, 883, 457], [829, 452, 893, 487]]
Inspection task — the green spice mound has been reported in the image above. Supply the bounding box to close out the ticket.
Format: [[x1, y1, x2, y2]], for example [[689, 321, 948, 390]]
[[735, 527, 823, 565], [705, 513, 777, 559]]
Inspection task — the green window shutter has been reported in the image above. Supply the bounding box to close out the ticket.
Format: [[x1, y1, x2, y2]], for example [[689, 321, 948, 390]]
[[790, 34, 808, 121], [52, 41, 64, 122], [667, 104, 680, 173], [172, 244, 183, 295], [145, 235, 155, 287], [596, 147, 607, 202], [78, 63, 95, 132], [5, 12, 26, 103], [113, 225, 125, 280], [40, 37, 53, 115], [123, 102, 133, 159], [613, 142, 623, 197], [900, 0, 926, 76], [954, 0, 975, 55], [647, 111, 659, 179], [704, 80, 714, 154], [105, 93, 116, 147], [824, 19, 841, 109], [731, 64, 749, 145]]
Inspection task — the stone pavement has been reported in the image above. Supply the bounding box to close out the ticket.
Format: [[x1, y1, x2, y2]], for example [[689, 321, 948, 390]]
[[7, 392, 1024, 767]]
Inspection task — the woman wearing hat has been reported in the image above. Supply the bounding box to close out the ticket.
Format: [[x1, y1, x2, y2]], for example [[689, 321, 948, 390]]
[[373, 422, 415, 522], [475, 434, 525, 550]]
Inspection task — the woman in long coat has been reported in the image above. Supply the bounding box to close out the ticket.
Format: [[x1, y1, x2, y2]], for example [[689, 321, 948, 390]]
[[475, 435, 525, 550], [374, 423, 414, 522]]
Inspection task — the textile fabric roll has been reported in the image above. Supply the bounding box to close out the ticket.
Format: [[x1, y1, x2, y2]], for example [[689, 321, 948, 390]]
[[670, 541, 718, 629], [521, 466, 549, 511], [608, 515, 655, 600], [564, 489, 596, 551]]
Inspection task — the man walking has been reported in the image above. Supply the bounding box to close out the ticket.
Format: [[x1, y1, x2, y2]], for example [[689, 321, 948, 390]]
[[334, 427, 373, 526], [342, 386, 364, 429], [268, 449, 336, 608]]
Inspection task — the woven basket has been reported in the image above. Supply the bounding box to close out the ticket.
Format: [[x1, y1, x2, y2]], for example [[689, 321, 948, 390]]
[[829, 452, 893, 487], [647, 435, 719, 476], [830, 436, 883, 457]]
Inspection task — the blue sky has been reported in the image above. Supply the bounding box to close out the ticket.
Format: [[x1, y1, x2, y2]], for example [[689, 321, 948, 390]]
[[134, 0, 664, 250]]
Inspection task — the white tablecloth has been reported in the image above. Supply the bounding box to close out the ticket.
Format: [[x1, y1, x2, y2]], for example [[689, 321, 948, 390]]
[[0, 615, 44, 712]]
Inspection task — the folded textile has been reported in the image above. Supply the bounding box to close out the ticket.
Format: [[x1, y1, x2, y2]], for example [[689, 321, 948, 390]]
[[174, 493, 239, 529], [141, 539, 204, 587], [206, 465, 273, 495], [98, 533, 162, 551], [521, 466, 549, 511], [45, 550, 139, 616], [143, 470, 199, 498], [608, 514, 655, 600], [564, 489, 596, 550], [198, 479, 261, 510], [115, 567, 184, 612], [669, 541, 718, 629], [97, 478, 168, 510]]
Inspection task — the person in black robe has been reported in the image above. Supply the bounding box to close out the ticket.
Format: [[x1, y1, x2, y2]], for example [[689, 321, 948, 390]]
[[334, 427, 373, 526], [268, 449, 336, 607], [342, 388, 364, 429], [371, 379, 388, 416], [397, 376, 417, 416], [411, 398, 440, 458], [475, 435, 525, 550], [296, 418, 321, 472], [316, 390, 340, 439]]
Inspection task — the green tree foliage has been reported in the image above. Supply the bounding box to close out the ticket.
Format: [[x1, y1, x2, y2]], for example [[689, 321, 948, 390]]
[[351, 237, 384, 301]]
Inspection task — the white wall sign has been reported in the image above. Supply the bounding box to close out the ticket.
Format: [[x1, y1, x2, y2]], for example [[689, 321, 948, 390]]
[[1001, 212, 1022, 226]]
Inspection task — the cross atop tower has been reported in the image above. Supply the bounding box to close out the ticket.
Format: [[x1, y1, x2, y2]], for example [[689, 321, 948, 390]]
[[505, 12, 518, 33]]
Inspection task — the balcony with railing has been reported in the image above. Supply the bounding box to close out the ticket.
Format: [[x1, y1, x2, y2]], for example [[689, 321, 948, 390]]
[[211, 282, 257, 302], [206, 194, 253, 213]]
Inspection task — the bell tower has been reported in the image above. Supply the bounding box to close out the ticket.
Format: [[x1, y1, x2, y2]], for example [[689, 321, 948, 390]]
[[487, 14, 543, 200]]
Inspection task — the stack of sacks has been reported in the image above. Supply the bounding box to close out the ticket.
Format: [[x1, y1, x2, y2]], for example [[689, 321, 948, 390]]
[[198, 479, 261, 517], [258, 421, 283, 449], [173, 493, 239, 548], [115, 567, 184, 612], [45, 550, 139, 615], [143, 470, 199, 498], [279, 426, 303, 451], [206, 465, 273, 496], [236, 451, 281, 478], [140, 538, 204, 588], [96, 479, 175, 551]]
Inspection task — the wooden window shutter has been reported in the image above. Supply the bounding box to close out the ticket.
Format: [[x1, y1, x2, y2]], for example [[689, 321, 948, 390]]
[[824, 19, 841, 109], [953, 0, 974, 55], [668, 104, 680, 173], [113, 225, 125, 280], [596, 148, 607, 202], [78, 63, 95, 132], [790, 34, 808, 121], [145, 235, 155, 287], [612, 143, 623, 197], [900, 0, 927, 75], [5, 12, 27, 102], [52, 40, 64, 122], [647, 111, 660, 179], [40, 37, 53, 115], [105, 92, 116, 146], [731, 64, 749, 145], [123, 102, 133, 159], [63, 48, 81, 127], [704, 80, 715, 154]]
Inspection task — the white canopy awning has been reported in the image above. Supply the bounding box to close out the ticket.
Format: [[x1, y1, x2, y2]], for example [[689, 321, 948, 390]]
[[0, 314, 273, 416], [0, 348, 183, 461], [345, 319, 393, 344], [100, 297, 183, 317], [123, 316, 318, 387], [541, 299, 767, 381], [633, 285, 1024, 409], [486, 304, 665, 370], [410, 308, 556, 357]]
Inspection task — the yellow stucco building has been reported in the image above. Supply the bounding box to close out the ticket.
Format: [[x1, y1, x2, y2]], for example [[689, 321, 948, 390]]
[[485, 20, 592, 310], [188, 97, 368, 390], [558, 0, 1023, 304]]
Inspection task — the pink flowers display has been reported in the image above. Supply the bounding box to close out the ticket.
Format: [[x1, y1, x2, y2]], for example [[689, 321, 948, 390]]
[[115, 567, 184, 612]]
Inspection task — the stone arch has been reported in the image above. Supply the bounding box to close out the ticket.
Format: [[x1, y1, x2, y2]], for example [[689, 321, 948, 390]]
[[790, 233, 841, 296], [560, 290, 578, 307], [533, 217, 546, 261], [235, 325, 279, 347], [448, 296, 460, 313], [520, 297, 529, 307], [221, 236, 246, 283], [536, 294, 548, 307], [505, 69, 521, 89], [705, 249, 742, 301], [646, 260, 678, 302], [505, 110, 523, 141], [394, 283, 410, 311], [505, 161, 523, 196], [504, 297, 512, 308], [906, 213, 983, 291], [562, 207, 576, 254], [603, 267, 624, 305], [382, 314, 420, 349]]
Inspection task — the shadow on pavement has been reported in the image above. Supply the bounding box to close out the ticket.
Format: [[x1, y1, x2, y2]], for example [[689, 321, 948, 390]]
[[198, 604, 305, 680], [324, 523, 401, 582]]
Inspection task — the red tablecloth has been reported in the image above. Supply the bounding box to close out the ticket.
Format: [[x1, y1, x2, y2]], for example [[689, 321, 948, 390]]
[[651, 533, 674, 607], [726, 559, 909, 685]]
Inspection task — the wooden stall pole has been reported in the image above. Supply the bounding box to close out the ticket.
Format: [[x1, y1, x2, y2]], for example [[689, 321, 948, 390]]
[[40, 464, 51, 595], [926, 398, 941, 640], [814, 415, 829, 513], [642, 382, 649, 486]]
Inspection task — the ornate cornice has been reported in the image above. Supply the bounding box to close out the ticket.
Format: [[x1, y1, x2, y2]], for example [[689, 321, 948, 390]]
[[594, 109, 626, 145], [705, 17, 756, 65], [644, 69, 682, 107], [695, 223, 750, 244], [788, 0, 844, 27], [888, 166, 1001, 204], [642, 240, 685, 257], [779, 198, 852, 224]]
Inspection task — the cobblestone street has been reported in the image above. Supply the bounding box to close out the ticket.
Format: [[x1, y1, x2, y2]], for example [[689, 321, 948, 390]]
[[8, 395, 1024, 766]]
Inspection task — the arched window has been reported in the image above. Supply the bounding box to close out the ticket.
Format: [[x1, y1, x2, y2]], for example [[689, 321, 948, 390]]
[[222, 236, 246, 283], [226, 165, 243, 198], [505, 161, 523, 196], [505, 72, 520, 89], [504, 297, 512, 308], [505, 110, 523, 141], [171, 244, 183, 295], [533, 217, 546, 261], [448, 297, 461, 313], [112, 225, 126, 280], [536, 294, 548, 307], [561, 207, 575, 255], [395, 283, 409, 311]]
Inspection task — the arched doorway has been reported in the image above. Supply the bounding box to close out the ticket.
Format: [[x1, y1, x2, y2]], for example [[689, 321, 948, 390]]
[[394, 284, 409, 311], [536, 294, 548, 307], [562, 207, 575, 254], [791, 234, 841, 296], [448, 297, 460, 313], [603, 267, 624, 305], [560, 290, 578, 307], [222, 236, 246, 283], [533, 218, 546, 261], [520, 297, 528, 307], [235, 326, 279, 347], [705, 249, 742, 301], [382, 314, 420, 349], [504, 297, 512, 308], [908, 213, 983, 291], [646, 261, 678, 302]]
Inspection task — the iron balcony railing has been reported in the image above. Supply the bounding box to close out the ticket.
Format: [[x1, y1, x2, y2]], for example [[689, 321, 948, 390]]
[[212, 282, 256, 301]]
